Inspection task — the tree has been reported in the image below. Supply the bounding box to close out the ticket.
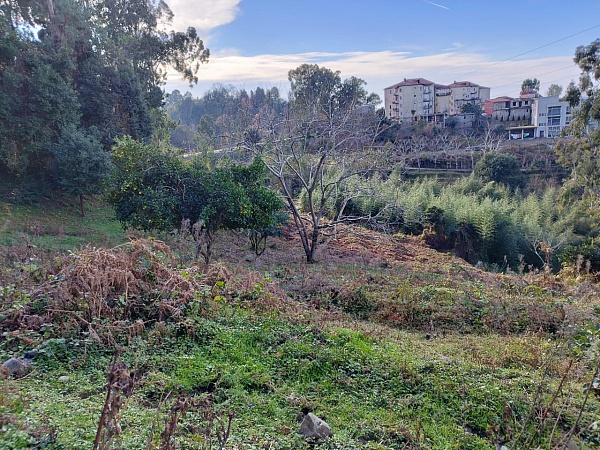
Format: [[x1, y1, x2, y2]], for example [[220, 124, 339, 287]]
[[474, 152, 525, 191], [521, 78, 540, 94], [460, 103, 486, 130], [288, 64, 377, 120], [0, 0, 209, 201], [554, 39, 600, 226], [51, 125, 111, 216], [288, 64, 341, 118], [562, 81, 581, 106], [242, 66, 387, 263], [546, 83, 563, 97], [0, 28, 71, 180], [108, 137, 283, 263]]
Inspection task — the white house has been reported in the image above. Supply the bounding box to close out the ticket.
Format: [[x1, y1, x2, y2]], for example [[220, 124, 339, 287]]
[[531, 96, 571, 138]]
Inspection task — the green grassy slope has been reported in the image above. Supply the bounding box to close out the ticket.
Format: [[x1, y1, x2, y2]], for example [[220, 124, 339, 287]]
[[1, 200, 599, 449]]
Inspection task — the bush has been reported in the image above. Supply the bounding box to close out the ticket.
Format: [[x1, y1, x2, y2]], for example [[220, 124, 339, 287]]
[[559, 238, 600, 273], [474, 152, 525, 190]]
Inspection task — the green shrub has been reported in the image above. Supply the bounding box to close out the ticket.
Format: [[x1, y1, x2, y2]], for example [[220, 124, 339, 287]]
[[559, 238, 600, 273], [474, 151, 525, 190]]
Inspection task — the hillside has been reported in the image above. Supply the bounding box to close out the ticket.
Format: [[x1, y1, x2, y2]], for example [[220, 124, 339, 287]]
[[1, 200, 600, 449]]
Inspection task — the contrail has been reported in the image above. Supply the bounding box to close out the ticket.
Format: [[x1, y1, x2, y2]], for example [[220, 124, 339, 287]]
[[422, 0, 449, 9]]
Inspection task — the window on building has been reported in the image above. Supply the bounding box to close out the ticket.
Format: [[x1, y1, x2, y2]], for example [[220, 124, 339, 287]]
[[548, 106, 561, 116], [548, 117, 561, 126]]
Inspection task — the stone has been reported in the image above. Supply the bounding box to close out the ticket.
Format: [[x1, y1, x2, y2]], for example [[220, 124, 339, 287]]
[[1, 357, 31, 378], [1, 350, 36, 378], [299, 413, 333, 439], [58, 376, 71, 382]]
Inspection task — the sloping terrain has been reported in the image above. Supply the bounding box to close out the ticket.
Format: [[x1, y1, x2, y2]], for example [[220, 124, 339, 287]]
[[1, 202, 600, 449]]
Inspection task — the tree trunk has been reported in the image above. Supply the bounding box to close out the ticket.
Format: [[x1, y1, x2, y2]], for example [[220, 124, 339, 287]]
[[203, 230, 213, 265], [79, 194, 86, 217]]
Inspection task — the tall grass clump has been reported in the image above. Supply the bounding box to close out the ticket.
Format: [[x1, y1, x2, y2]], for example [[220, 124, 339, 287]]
[[345, 173, 573, 270]]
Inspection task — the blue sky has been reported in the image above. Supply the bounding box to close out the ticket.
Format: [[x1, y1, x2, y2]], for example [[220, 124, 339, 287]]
[[164, 0, 600, 100]]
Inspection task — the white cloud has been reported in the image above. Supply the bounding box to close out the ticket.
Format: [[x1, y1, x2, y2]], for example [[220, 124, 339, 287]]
[[164, 50, 581, 100], [166, 0, 241, 36]]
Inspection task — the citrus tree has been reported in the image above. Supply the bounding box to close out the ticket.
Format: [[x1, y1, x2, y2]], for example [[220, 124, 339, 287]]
[[109, 137, 283, 263]]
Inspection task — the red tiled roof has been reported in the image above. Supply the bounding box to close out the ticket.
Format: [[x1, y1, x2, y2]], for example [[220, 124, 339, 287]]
[[399, 78, 434, 86], [450, 81, 479, 88]]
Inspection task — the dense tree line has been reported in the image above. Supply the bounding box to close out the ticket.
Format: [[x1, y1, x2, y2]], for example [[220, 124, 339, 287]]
[[164, 85, 287, 151], [0, 0, 208, 209]]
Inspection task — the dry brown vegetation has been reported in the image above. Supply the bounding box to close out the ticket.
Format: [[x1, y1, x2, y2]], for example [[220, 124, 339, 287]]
[[3, 221, 598, 343]]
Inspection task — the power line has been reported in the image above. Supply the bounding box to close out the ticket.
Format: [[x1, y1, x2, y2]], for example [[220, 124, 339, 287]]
[[490, 64, 577, 91], [494, 73, 581, 98], [458, 24, 600, 79]]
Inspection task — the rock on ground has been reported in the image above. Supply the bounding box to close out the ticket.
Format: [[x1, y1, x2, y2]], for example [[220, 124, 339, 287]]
[[299, 413, 333, 439]]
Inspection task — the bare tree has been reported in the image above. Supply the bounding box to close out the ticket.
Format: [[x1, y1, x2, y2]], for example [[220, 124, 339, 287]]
[[241, 104, 387, 263], [481, 123, 505, 153]]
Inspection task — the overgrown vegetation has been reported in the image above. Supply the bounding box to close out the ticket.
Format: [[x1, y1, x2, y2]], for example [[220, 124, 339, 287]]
[[108, 137, 284, 264], [3, 3, 600, 447], [1, 204, 600, 449]]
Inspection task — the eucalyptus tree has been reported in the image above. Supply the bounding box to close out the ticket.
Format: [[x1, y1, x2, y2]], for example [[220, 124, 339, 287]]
[[288, 64, 376, 120], [546, 83, 563, 98], [0, 0, 209, 205], [555, 39, 600, 222], [521, 78, 541, 94]]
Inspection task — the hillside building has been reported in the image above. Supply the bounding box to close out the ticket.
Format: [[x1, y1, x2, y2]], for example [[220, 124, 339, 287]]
[[384, 78, 490, 127], [531, 96, 572, 138], [484, 94, 571, 139]]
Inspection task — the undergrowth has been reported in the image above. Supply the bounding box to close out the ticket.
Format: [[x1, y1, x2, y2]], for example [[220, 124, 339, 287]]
[[0, 228, 599, 448]]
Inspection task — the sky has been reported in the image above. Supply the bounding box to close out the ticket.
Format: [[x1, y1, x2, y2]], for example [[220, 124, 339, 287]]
[[163, 0, 600, 101]]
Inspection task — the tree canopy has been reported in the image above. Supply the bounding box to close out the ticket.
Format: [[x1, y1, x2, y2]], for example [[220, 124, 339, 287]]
[[0, 0, 208, 201], [521, 78, 540, 94], [474, 152, 525, 191], [288, 64, 379, 119], [546, 83, 563, 97], [552, 39, 600, 247], [109, 137, 284, 263]]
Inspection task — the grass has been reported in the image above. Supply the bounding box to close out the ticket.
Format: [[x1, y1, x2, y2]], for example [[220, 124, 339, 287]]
[[0, 197, 126, 251], [3, 313, 561, 449], [1, 198, 600, 449]]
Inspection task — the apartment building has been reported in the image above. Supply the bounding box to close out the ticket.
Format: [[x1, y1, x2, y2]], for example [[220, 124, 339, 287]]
[[484, 94, 571, 139], [448, 81, 491, 115], [384, 78, 490, 126], [383, 78, 435, 122], [484, 96, 533, 124], [531, 96, 571, 138]]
